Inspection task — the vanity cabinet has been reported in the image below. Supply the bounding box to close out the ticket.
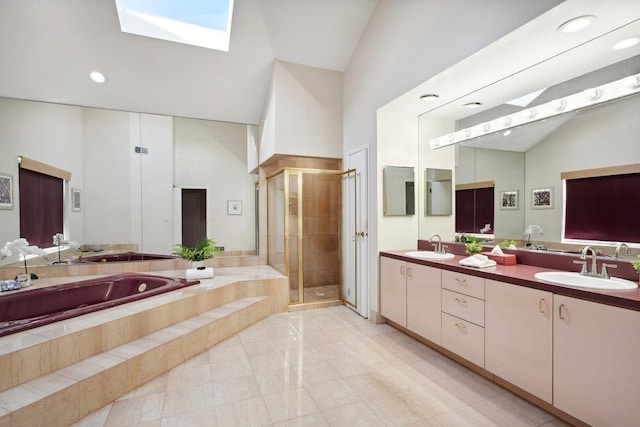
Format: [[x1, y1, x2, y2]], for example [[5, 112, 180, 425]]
[[441, 271, 485, 367], [485, 279, 552, 403], [553, 295, 640, 427], [406, 264, 441, 344], [380, 257, 407, 327], [381, 257, 441, 340]]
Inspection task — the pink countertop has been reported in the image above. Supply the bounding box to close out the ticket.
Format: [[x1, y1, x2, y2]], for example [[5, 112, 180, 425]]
[[381, 250, 640, 311]]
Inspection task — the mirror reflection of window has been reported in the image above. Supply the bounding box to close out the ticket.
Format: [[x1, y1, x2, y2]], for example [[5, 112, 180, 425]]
[[425, 168, 452, 216]]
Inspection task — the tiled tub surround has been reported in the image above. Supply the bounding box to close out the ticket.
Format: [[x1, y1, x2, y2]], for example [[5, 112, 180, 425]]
[[380, 249, 640, 427], [0, 266, 288, 426], [0, 252, 262, 281]]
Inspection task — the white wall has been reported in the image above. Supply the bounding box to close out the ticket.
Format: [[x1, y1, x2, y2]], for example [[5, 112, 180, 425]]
[[259, 60, 343, 164], [0, 99, 84, 250], [174, 118, 257, 252]]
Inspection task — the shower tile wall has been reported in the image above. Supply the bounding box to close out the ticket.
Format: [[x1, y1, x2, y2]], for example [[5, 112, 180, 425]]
[[303, 173, 339, 289]]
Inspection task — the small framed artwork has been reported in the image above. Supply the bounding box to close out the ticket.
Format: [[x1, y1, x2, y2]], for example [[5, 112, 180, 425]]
[[227, 200, 242, 215], [0, 172, 13, 210], [532, 187, 553, 209], [71, 188, 82, 212], [500, 190, 519, 210]]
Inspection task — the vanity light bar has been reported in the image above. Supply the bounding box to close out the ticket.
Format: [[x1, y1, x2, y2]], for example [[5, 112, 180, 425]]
[[430, 73, 640, 150]]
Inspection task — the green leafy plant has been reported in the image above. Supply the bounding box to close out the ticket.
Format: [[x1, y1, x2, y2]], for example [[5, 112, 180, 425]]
[[465, 241, 483, 255], [500, 239, 516, 249], [171, 238, 219, 262], [632, 255, 640, 274]]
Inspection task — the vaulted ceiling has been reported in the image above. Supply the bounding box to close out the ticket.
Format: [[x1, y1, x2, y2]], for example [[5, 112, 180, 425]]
[[0, 0, 377, 125]]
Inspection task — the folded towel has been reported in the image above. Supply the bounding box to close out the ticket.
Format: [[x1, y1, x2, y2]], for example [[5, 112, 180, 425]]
[[459, 254, 497, 268], [186, 267, 214, 280]]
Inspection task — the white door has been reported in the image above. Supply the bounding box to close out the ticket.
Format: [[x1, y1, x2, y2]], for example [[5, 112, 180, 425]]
[[342, 146, 369, 317]]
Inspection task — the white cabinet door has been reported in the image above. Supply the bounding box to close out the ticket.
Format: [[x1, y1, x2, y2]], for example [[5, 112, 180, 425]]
[[554, 295, 640, 427], [380, 257, 407, 327], [407, 264, 441, 344], [485, 280, 552, 403]]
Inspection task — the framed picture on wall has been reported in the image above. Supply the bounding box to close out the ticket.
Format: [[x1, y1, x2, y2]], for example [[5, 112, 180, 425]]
[[0, 172, 13, 210], [532, 187, 553, 209], [500, 190, 518, 210], [227, 200, 242, 215], [71, 188, 82, 212]]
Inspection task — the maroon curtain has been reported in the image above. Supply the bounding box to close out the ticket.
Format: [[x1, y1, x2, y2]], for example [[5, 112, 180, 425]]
[[456, 187, 494, 234], [565, 173, 640, 242], [19, 168, 63, 248]]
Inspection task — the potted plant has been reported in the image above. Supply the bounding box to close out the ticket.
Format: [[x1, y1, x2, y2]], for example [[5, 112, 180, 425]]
[[632, 255, 640, 283], [1, 238, 47, 286], [464, 240, 483, 255], [171, 238, 220, 270]]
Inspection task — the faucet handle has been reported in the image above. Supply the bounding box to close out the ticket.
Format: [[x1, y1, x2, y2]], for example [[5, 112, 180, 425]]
[[601, 263, 617, 279], [573, 260, 587, 275]]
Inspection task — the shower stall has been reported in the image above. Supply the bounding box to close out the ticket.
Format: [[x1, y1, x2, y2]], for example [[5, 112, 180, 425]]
[[267, 168, 342, 305]]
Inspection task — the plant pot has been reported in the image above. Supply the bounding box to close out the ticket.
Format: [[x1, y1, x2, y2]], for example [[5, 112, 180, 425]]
[[190, 260, 205, 270], [16, 273, 31, 288]]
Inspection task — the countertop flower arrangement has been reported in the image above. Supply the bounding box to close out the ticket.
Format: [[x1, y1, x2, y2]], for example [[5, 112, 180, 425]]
[[632, 255, 640, 276], [1, 238, 47, 279], [52, 233, 79, 264], [464, 240, 483, 255], [524, 224, 543, 248]]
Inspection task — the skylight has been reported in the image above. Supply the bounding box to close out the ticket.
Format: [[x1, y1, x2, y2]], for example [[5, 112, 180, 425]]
[[114, 0, 234, 51]]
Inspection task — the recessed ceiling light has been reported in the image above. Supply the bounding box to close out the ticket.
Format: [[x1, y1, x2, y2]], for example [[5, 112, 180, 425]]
[[463, 102, 482, 109], [557, 15, 596, 34], [89, 71, 107, 83], [612, 36, 640, 51], [503, 130, 512, 137], [419, 93, 439, 101]]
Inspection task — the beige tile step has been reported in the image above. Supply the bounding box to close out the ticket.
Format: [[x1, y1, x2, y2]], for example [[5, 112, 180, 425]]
[[0, 296, 270, 427]]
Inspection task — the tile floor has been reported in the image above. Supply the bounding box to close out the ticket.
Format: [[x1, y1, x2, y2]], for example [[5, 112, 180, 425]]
[[72, 306, 569, 427]]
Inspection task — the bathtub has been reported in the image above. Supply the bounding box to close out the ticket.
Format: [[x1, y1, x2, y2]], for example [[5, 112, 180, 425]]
[[77, 252, 177, 263], [0, 273, 199, 337]]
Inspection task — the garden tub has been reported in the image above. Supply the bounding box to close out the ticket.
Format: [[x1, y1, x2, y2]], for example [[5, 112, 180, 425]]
[[0, 273, 199, 336]]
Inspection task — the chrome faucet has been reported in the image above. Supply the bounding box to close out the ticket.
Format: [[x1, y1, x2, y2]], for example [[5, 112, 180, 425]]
[[615, 242, 630, 258], [429, 234, 445, 254], [574, 245, 617, 279]]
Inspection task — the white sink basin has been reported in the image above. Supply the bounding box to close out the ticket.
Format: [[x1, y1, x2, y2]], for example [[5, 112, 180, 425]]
[[404, 251, 455, 260], [534, 271, 638, 291]]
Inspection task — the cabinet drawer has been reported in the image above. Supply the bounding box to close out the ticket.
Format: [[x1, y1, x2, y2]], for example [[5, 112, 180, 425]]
[[442, 270, 484, 299], [442, 313, 485, 368], [442, 289, 485, 326]]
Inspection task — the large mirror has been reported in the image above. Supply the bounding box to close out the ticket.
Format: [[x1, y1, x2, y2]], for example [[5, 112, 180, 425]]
[[0, 98, 258, 267], [419, 29, 640, 247]]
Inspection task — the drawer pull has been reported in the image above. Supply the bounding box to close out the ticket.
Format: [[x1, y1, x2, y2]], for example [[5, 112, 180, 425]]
[[559, 304, 567, 320], [454, 298, 467, 306], [407, 267, 413, 278], [539, 298, 546, 314], [454, 323, 467, 333], [454, 278, 468, 286], [400, 265, 405, 276]]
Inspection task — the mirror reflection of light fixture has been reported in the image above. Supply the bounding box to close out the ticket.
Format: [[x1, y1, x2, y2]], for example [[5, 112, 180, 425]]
[[463, 102, 482, 109], [557, 15, 596, 34], [503, 130, 512, 136], [430, 73, 640, 150]]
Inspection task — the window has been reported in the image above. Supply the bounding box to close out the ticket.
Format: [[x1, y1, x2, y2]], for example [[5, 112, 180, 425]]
[[455, 184, 494, 234], [564, 171, 640, 242], [114, 0, 235, 51], [19, 168, 63, 248]]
